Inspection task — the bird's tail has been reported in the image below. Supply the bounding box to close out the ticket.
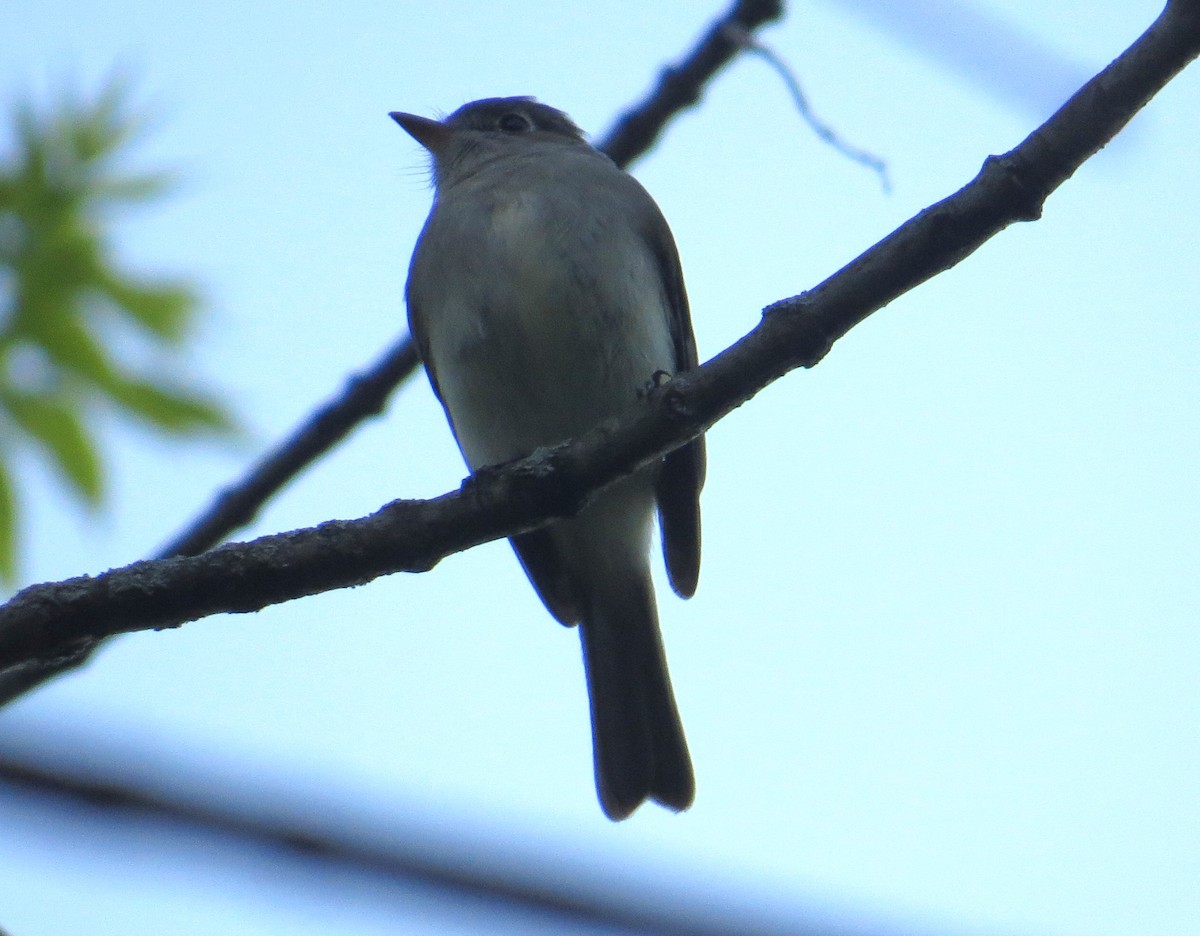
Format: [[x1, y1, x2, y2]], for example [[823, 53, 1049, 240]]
[[579, 570, 694, 820]]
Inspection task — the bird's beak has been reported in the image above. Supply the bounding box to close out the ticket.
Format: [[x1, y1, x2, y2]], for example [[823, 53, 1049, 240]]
[[390, 111, 452, 154]]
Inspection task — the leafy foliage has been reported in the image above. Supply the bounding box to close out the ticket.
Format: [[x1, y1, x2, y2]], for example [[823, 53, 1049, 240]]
[[0, 80, 234, 584]]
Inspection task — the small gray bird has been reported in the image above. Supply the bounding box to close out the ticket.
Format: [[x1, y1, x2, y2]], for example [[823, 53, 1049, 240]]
[[393, 97, 705, 820]]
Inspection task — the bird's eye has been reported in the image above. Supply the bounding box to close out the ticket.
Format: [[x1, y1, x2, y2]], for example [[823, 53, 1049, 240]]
[[497, 112, 533, 133]]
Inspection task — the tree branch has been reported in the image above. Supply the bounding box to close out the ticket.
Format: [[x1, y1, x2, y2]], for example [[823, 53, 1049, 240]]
[[0, 0, 786, 705], [594, 0, 785, 165], [153, 339, 422, 560], [1, 0, 1197, 678], [158, 0, 785, 563]]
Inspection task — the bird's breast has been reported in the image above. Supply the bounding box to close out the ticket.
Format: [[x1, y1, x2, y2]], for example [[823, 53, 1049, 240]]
[[418, 189, 674, 469]]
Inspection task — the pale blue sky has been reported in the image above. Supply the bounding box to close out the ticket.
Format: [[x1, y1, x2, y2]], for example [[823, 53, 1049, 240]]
[[1, 2, 1197, 935]]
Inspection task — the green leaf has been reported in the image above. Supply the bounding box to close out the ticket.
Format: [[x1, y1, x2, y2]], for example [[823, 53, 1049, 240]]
[[106, 376, 232, 433], [94, 170, 177, 204], [0, 78, 239, 578], [64, 77, 134, 167], [0, 458, 17, 585], [3, 392, 104, 505], [98, 272, 195, 340], [28, 317, 117, 388]]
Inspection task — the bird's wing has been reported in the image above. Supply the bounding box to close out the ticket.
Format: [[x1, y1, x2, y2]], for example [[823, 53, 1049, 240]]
[[642, 205, 705, 599]]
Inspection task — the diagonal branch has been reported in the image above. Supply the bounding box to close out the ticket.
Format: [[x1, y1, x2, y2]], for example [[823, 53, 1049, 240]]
[[0, 0, 786, 706], [159, 0, 785, 563], [1, 0, 1197, 678], [154, 339, 422, 560], [594, 0, 785, 165]]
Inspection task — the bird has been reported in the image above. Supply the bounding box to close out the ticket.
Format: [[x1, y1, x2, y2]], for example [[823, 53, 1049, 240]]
[[394, 97, 705, 820]]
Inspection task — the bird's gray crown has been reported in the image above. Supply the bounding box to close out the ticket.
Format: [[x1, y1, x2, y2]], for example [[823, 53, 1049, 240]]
[[443, 97, 586, 142]]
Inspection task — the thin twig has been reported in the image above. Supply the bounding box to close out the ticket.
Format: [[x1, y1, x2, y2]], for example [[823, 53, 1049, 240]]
[[726, 22, 891, 192], [154, 339, 421, 560], [595, 0, 785, 164]]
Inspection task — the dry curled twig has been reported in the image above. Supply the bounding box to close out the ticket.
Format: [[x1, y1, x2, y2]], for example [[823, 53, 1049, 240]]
[[725, 21, 891, 192]]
